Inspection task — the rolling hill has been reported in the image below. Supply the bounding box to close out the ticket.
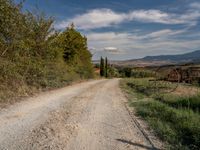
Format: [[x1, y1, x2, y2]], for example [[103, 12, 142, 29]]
[[142, 50, 200, 62], [97, 50, 200, 67]]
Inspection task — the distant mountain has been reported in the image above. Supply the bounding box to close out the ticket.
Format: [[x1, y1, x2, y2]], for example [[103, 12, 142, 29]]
[[93, 50, 200, 67], [142, 50, 200, 63]]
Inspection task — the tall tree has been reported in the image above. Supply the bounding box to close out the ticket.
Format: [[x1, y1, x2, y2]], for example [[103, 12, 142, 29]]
[[58, 23, 93, 78], [100, 57, 104, 77], [105, 57, 108, 78]]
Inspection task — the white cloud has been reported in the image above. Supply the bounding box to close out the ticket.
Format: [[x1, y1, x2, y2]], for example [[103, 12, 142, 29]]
[[87, 29, 200, 59], [128, 9, 200, 26], [145, 29, 175, 38], [129, 10, 173, 24], [87, 28, 187, 42], [103, 47, 124, 54], [55, 7, 200, 30], [104, 47, 118, 51], [190, 2, 200, 9], [138, 28, 188, 40], [55, 9, 126, 30], [87, 32, 129, 41]]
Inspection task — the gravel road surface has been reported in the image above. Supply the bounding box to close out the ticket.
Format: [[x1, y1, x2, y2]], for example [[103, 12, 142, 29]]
[[0, 79, 161, 150]]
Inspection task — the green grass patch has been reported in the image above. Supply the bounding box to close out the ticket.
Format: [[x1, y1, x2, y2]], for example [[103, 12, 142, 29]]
[[155, 94, 200, 113], [120, 78, 200, 149]]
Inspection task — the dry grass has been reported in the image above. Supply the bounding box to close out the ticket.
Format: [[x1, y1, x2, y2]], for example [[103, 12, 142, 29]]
[[172, 85, 199, 96]]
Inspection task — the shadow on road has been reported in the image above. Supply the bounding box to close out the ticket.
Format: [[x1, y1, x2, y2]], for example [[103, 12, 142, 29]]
[[116, 139, 160, 150]]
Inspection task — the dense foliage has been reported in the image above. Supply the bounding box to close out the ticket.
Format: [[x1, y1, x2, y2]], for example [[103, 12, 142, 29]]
[[118, 67, 132, 77], [117, 67, 155, 78], [0, 0, 94, 103]]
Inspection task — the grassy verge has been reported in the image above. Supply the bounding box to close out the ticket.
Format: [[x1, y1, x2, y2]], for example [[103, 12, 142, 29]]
[[120, 78, 200, 149], [155, 94, 200, 113]]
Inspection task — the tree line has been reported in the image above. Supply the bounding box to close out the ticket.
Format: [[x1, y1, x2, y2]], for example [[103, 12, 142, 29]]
[[99, 57, 119, 78], [0, 0, 94, 101]]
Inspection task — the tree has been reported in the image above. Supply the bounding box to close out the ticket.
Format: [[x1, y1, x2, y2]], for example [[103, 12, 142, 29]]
[[100, 57, 105, 77], [123, 68, 132, 77], [105, 57, 108, 78], [58, 23, 94, 78], [58, 23, 82, 64]]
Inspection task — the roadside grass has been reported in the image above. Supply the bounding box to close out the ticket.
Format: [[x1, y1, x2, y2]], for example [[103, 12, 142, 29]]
[[155, 94, 200, 113], [120, 78, 200, 149], [125, 78, 176, 97], [123, 78, 200, 112]]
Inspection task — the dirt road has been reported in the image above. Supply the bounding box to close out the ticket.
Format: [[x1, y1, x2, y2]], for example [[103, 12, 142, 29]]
[[0, 79, 159, 150]]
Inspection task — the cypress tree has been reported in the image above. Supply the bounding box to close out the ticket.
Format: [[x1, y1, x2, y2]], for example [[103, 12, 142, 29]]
[[100, 57, 104, 76], [105, 57, 108, 78]]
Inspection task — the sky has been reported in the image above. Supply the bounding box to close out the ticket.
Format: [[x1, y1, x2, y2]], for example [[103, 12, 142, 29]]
[[16, 0, 200, 60]]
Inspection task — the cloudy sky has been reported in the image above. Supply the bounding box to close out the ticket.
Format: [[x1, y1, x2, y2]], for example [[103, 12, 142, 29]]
[[17, 0, 200, 60]]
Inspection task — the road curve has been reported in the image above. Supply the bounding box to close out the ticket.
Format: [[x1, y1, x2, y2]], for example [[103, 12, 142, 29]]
[[0, 79, 154, 150]]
